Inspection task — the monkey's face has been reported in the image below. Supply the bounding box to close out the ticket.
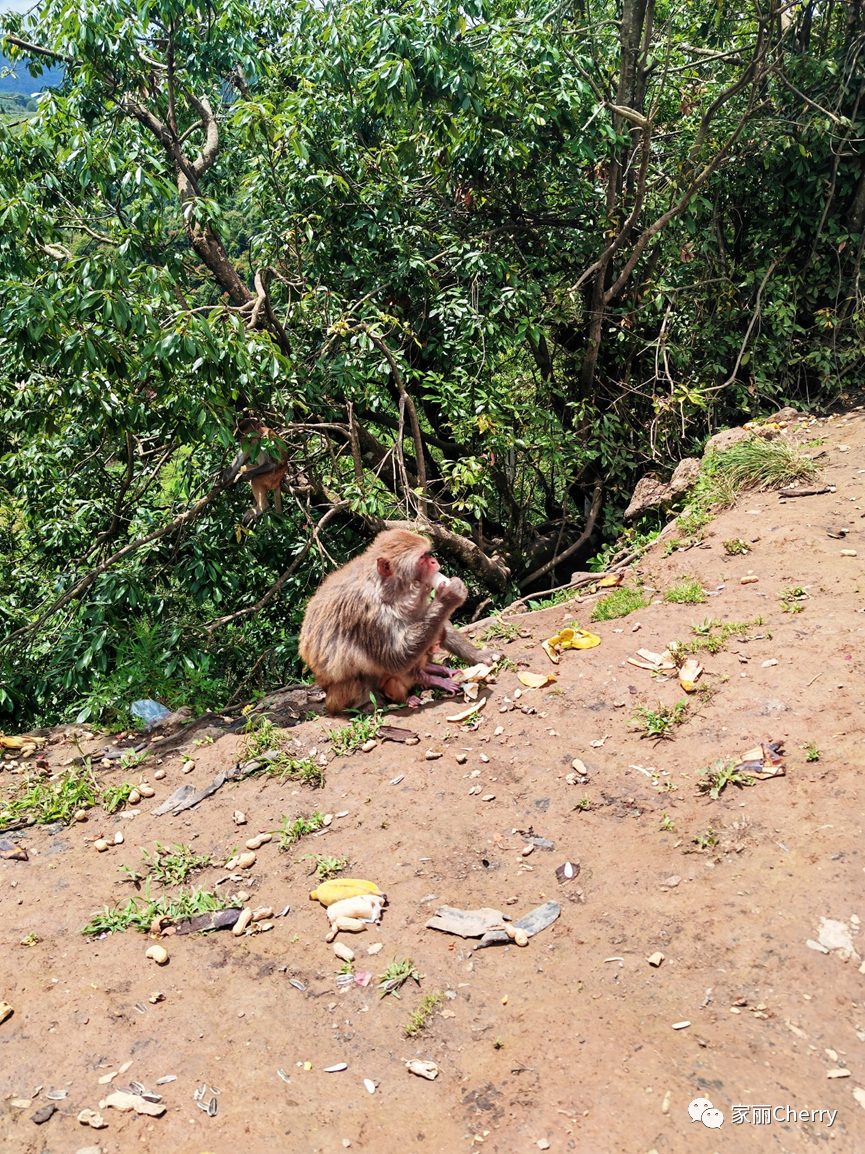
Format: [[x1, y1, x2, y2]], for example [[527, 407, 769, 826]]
[[416, 551, 439, 586]]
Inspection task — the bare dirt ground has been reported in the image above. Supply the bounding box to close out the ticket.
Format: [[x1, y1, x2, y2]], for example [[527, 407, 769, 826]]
[[1, 408, 864, 1154]]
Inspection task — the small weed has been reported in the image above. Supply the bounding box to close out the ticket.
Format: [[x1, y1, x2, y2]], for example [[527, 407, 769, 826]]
[[380, 818, 389, 829], [479, 618, 521, 643], [590, 586, 650, 622], [101, 782, 135, 815], [192, 735, 215, 747], [663, 578, 707, 605], [279, 811, 324, 850], [697, 759, 755, 799], [654, 778, 677, 793], [493, 1036, 504, 1050], [692, 826, 719, 850], [803, 742, 820, 763], [403, 991, 443, 1036], [242, 716, 324, 786], [82, 882, 237, 936], [780, 585, 808, 614], [574, 795, 592, 811], [527, 588, 574, 611], [674, 617, 761, 657], [660, 811, 675, 832], [338, 959, 354, 975], [20, 931, 40, 947], [119, 749, 148, 771], [723, 538, 750, 555], [632, 700, 688, 739], [379, 957, 422, 998], [330, 704, 384, 756], [305, 853, 348, 881], [1, 767, 98, 828], [141, 842, 212, 885]]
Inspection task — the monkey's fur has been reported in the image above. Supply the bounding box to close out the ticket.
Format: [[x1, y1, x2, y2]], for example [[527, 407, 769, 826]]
[[299, 529, 500, 714]]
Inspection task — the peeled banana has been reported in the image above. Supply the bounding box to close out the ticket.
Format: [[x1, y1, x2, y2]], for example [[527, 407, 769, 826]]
[[309, 878, 384, 907]]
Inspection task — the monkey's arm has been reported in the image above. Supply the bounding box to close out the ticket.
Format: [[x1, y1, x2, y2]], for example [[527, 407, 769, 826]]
[[441, 622, 503, 666]]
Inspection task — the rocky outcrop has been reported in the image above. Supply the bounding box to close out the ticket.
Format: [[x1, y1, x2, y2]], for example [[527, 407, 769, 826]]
[[623, 457, 701, 520], [704, 426, 751, 453]]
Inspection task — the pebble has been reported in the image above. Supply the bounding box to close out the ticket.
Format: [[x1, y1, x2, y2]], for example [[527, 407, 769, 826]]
[[494, 726, 504, 736], [521, 844, 534, 857], [827, 1068, 851, 1079], [841, 549, 858, 557], [234, 810, 247, 825], [664, 875, 680, 888], [479, 754, 490, 763], [647, 952, 665, 967], [145, 945, 169, 965], [113, 831, 124, 845], [232, 908, 253, 936], [323, 813, 333, 826], [77, 1146, 105, 1154], [245, 833, 272, 850], [537, 1141, 551, 1151], [94, 839, 109, 853], [360, 739, 378, 753], [481, 794, 496, 802], [571, 758, 588, 775], [761, 659, 778, 667], [128, 789, 141, 805], [367, 943, 383, 955], [740, 575, 759, 584], [425, 750, 442, 760], [333, 941, 355, 962], [455, 753, 467, 764], [154, 769, 166, 780]]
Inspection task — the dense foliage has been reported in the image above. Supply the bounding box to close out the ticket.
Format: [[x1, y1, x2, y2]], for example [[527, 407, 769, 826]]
[[1, 0, 863, 726]]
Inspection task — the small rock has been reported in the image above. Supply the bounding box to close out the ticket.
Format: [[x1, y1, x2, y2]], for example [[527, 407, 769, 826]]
[[333, 941, 355, 962], [367, 943, 383, 955], [94, 839, 109, 853], [647, 952, 665, 967], [153, 769, 166, 780], [245, 833, 272, 850], [363, 1079, 376, 1094], [827, 1068, 851, 1078], [761, 659, 778, 667], [521, 844, 534, 857], [77, 1108, 107, 1128], [663, 875, 680, 888], [31, 1102, 56, 1124], [571, 758, 588, 775], [480, 754, 490, 763], [360, 739, 378, 753], [10, 1098, 31, 1108], [76, 1146, 105, 1154], [232, 908, 253, 936], [425, 750, 442, 761], [740, 575, 759, 585], [113, 831, 124, 845], [537, 1141, 551, 1151], [481, 794, 496, 802], [455, 753, 467, 765], [145, 944, 169, 965], [234, 810, 247, 825], [323, 813, 333, 826]]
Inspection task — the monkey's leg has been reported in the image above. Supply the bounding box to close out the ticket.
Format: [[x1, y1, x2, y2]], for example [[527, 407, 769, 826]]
[[324, 677, 370, 715], [417, 666, 460, 694]]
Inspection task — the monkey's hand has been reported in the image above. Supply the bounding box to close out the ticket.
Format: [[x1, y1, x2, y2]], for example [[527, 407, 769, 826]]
[[434, 576, 468, 610], [473, 646, 503, 665]]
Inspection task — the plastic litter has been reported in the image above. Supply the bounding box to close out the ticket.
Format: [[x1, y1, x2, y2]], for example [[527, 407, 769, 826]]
[[129, 699, 171, 727]]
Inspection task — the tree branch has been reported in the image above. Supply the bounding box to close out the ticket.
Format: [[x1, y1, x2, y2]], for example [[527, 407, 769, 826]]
[[518, 481, 603, 589], [380, 518, 511, 592]]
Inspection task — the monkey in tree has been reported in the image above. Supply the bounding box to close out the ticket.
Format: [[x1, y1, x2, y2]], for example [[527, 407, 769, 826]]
[[299, 529, 501, 714], [231, 418, 289, 527]]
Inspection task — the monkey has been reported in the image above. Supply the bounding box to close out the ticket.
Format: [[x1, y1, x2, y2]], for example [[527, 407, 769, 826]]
[[229, 418, 289, 527], [298, 529, 502, 714]]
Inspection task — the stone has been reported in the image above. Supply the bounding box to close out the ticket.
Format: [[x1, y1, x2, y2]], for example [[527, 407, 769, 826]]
[[770, 406, 803, 425], [647, 952, 665, 967], [76, 1146, 105, 1154], [623, 475, 672, 520], [455, 753, 467, 764], [232, 907, 253, 936], [233, 810, 247, 825], [145, 944, 169, 965], [77, 1108, 107, 1128], [113, 831, 124, 845], [704, 426, 751, 453], [669, 457, 701, 495], [425, 750, 442, 760], [31, 1103, 56, 1124]]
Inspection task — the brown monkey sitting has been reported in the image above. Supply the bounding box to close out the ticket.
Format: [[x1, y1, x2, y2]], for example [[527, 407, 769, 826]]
[[299, 529, 501, 714]]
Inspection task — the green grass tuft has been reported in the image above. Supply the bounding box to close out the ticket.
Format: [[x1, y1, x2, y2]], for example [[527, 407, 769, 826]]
[[590, 586, 650, 622], [663, 578, 707, 605]]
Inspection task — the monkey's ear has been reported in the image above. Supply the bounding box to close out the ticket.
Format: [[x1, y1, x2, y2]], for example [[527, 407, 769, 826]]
[[377, 556, 393, 579]]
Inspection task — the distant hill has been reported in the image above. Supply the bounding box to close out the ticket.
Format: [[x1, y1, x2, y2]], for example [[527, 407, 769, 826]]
[[0, 51, 63, 96]]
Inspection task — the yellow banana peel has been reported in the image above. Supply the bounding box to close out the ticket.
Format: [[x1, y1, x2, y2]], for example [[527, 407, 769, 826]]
[[309, 878, 384, 907]]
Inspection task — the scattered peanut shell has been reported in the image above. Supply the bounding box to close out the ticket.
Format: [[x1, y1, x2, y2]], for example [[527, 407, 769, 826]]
[[232, 908, 253, 936], [234, 810, 247, 825], [145, 944, 169, 965], [128, 789, 141, 805], [138, 784, 155, 798], [251, 906, 274, 922], [0, 1001, 13, 1024], [740, 575, 759, 584], [406, 1059, 438, 1080], [521, 844, 534, 857], [841, 549, 858, 557], [425, 750, 442, 761], [245, 833, 272, 850], [73, 809, 88, 823], [182, 760, 195, 774], [154, 769, 166, 780], [513, 928, 529, 947], [333, 941, 355, 962], [360, 739, 378, 753], [237, 851, 256, 869], [77, 1107, 107, 1128], [94, 839, 109, 853], [481, 794, 496, 802], [647, 952, 665, 967], [113, 831, 124, 845]]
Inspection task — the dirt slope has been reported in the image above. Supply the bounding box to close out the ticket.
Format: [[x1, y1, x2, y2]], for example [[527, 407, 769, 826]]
[[1, 408, 864, 1154]]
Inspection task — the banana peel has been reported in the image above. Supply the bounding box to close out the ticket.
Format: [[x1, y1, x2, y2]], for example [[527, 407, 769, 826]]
[[517, 671, 557, 689], [542, 627, 601, 664], [0, 735, 45, 750], [678, 658, 703, 692], [309, 878, 385, 907]]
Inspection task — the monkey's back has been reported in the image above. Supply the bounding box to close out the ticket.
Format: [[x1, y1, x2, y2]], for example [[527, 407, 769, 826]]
[[299, 557, 393, 684]]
